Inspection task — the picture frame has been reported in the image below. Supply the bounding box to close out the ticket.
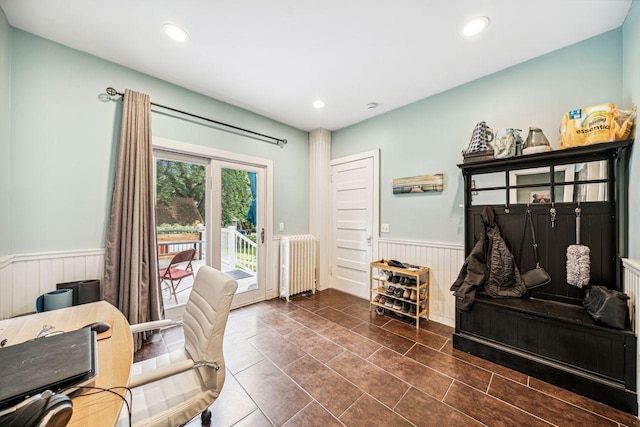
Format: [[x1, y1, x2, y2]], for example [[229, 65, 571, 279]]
[[393, 174, 443, 194]]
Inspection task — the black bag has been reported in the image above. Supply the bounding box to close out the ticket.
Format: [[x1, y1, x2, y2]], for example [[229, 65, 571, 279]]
[[519, 208, 551, 289], [521, 267, 551, 289], [583, 285, 629, 330]]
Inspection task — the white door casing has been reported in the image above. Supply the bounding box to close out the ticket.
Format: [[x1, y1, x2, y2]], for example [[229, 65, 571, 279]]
[[330, 150, 379, 299]]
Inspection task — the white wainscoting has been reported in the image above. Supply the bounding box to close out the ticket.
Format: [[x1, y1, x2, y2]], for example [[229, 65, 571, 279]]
[[379, 238, 464, 327], [623, 258, 640, 334], [621, 258, 640, 413], [0, 238, 463, 325], [0, 249, 105, 320]]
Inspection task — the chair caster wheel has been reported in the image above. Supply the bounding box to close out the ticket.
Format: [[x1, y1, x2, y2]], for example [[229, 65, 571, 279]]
[[201, 408, 212, 427]]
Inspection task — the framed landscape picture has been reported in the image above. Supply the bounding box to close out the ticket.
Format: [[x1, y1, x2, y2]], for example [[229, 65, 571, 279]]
[[393, 174, 443, 194]]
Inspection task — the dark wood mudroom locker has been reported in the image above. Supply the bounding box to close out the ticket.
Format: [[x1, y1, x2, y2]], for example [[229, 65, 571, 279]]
[[454, 139, 637, 414]]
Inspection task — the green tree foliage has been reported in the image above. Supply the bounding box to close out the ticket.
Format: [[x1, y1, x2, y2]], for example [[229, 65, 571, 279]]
[[156, 160, 206, 219], [156, 161, 252, 230], [221, 168, 252, 230]]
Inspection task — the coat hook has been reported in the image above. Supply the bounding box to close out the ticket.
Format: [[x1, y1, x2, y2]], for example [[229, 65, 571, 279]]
[[550, 202, 557, 228]]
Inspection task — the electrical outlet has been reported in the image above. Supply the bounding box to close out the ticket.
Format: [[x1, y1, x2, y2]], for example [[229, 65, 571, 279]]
[[279, 223, 285, 231], [381, 223, 390, 233]]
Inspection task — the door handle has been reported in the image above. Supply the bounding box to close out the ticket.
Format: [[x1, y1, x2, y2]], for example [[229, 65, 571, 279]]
[[366, 235, 372, 247]]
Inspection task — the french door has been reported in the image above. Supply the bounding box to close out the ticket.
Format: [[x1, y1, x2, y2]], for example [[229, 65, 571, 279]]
[[153, 146, 268, 313]]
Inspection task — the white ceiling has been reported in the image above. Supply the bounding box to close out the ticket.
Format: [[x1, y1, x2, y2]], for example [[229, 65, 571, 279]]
[[0, 0, 632, 131]]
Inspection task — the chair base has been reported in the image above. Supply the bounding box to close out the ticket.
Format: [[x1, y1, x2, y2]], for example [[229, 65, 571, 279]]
[[201, 409, 212, 427]]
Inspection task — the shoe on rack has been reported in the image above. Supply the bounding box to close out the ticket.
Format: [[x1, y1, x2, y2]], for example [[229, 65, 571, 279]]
[[409, 304, 417, 316], [385, 298, 394, 308], [406, 278, 417, 286], [410, 290, 417, 301], [402, 302, 410, 313], [393, 300, 403, 311], [386, 285, 395, 295], [391, 275, 400, 284], [376, 306, 385, 316], [403, 288, 411, 299], [379, 296, 387, 305], [394, 287, 404, 298], [373, 294, 381, 303]]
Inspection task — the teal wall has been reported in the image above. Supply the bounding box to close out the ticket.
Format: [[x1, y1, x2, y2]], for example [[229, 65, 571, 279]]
[[0, 9, 10, 258], [333, 30, 624, 245], [623, 0, 640, 260], [8, 29, 309, 253]]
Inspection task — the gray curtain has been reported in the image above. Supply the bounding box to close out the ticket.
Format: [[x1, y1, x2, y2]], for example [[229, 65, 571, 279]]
[[104, 89, 163, 350]]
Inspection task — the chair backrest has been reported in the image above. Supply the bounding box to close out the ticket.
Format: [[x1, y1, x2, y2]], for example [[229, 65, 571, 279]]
[[168, 248, 196, 267], [182, 266, 237, 392]]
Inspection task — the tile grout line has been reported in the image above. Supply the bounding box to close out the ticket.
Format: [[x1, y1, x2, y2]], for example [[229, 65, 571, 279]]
[[441, 380, 455, 403], [486, 373, 494, 394]]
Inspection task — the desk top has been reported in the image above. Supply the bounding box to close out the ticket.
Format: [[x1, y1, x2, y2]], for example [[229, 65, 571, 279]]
[[0, 301, 133, 427]]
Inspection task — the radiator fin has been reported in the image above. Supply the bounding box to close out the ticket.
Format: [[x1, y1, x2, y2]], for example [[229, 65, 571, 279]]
[[280, 235, 317, 301]]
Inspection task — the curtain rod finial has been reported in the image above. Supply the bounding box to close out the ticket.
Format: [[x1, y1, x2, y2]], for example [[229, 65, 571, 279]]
[[106, 87, 121, 97]]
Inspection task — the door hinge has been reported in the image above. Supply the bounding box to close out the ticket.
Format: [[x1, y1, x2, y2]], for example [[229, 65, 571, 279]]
[[260, 228, 265, 244]]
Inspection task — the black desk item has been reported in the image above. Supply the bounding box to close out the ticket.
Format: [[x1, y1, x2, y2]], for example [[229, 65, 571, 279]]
[[0, 327, 97, 409], [56, 280, 102, 306]]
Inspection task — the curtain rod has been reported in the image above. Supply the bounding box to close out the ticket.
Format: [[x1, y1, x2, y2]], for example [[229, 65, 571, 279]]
[[106, 87, 287, 147]]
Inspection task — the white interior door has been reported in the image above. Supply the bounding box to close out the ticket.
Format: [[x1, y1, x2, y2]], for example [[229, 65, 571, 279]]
[[330, 150, 379, 299]]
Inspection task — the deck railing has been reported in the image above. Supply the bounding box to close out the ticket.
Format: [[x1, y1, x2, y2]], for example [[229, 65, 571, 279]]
[[221, 226, 258, 273], [158, 226, 257, 273]]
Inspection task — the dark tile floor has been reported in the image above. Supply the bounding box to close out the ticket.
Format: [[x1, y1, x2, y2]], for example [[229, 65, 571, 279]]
[[135, 289, 640, 427]]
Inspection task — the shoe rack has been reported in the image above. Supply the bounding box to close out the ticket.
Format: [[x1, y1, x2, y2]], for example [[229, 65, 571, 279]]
[[369, 260, 430, 329]]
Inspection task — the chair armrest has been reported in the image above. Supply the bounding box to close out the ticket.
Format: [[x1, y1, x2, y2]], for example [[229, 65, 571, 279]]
[[128, 359, 220, 388], [130, 319, 181, 334]]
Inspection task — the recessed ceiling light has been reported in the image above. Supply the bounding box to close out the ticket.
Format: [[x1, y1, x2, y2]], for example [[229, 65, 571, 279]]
[[462, 16, 489, 37], [163, 24, 188, 42], [313, 100, 325, 109]]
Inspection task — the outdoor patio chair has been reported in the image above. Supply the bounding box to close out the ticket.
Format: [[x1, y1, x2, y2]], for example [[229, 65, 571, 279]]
[[119, 266, 238, 427], [160, 248, 196, 304]]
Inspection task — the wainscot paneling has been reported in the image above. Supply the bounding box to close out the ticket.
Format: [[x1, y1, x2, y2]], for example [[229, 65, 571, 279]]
[[621, 258, 640, 413], [623, 258, 640, 334], [379, 238, 464, 327], [0, 249, 104, 319]]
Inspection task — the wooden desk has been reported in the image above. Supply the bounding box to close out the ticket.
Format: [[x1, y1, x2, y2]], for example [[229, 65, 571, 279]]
[[0, 301, 133, 427]]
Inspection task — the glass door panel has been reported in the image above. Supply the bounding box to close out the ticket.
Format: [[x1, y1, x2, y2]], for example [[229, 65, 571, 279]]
[[214, 161, 266, 308], [154, 155, 208, 311], [220, 168, 258, 294]]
